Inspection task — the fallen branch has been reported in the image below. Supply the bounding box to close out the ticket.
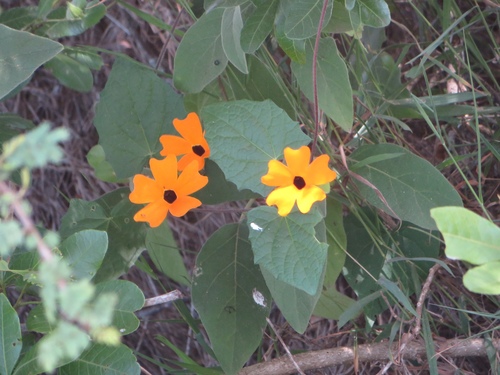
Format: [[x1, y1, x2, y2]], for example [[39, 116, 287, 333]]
[[239, 338, 500, 375]]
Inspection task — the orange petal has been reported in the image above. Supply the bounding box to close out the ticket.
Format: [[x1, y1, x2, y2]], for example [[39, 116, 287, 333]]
[[150, 155, 177, 189], [284, 146, 310, 175], [296, 186, 326, 214], [177, 153, 202, 171], [261, 160, 293, 187], [172, 112, 204, 145], [305, 154, 337, 186], [129, 174, 163, 204], [133, 200, 169, 228], [169, 195, 202, 217], [266, 185, 299, 216], [159, 135, 191, 157], [175, 160, 209, 195]]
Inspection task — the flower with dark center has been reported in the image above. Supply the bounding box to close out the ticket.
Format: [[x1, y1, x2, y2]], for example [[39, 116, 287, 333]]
[[160, 112, 210, 171], [129, 155, 208, 227], [261, 146, 337, 216]]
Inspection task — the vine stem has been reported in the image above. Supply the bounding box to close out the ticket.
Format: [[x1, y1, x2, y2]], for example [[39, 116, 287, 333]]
[[0, 181, 54, 262], [311, 0, 330, 159]]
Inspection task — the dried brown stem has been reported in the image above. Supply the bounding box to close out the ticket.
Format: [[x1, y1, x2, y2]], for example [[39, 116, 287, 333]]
[[239, 338, 500, 375]]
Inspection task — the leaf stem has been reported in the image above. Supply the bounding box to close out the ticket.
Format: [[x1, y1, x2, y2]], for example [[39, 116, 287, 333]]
[[311, 0, 329, 159]]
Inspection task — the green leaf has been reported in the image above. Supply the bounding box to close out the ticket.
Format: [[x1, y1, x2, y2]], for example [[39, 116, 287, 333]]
[[86, 145, 122, 183], [343, 211, 386, 317], [201, 100, 310, 196], [59, 230, 108, 280], [0, 114, 34, 145], [221, 6, 248, 74], [174, 8, 228, 93], [313, 198, 353, 319], [204, 0, 249, 8], [94, 58, 184, 178], [313, 288, 355, 320], [0, 7, 37, 30], [192, 159, 258, 204], [292, 38, 353, 131], [353, 0, 391, 29], [45, 2, 106, 38], [247, 206, 328, 295], [350, 144, 463, 230], [431, 207, 500, 264], [0, 25, 63, 101], [463, 262, 500, 295], [260, 266, 322, 333], [145, 222, 190, 286], [44, 53, 93, 92], [282, 0, 333, 40], [94, 280, 144, 335], [275, 4, 306, 63], [26, 305, 56, 334], [377, 276, 416, 315], [224, 55, 296, 118], [0, 294, 22, 375], [58, 343, 140, 375], [64, 47, 103, 71], [240, 0, 278, 53], [60, 188, 147, 282], [192, 223, 271, 375]]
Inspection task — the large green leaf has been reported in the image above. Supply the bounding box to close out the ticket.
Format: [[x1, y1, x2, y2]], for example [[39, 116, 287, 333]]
[[94, 58, 184, 178], [224, 56, 296, 118], [0, 294, 22, 375], [59, 230, 108, 280], [431, 207, 500, 295], [240, 0, 278, 53], [350, 144, 463, 230], [201, 100, 310, 196], [0, 25, 62, 101], [192, 223, 271, 375], [343, 210, 387, 317], [145, 221, 190, 286], [94, 280, 144, 335], [204, 0, 249, 8], [221, 6, 248, 74], [247, 206, 328, 295], [174, 8, 227, 93], [0, 7, 37, 30], [261, 266, 323, 333], [44, 53, 93, 92], [275, 3, 306, 63], [58, 343, 140, 375], [431, 207, 500, 264], [192, 159, 258, 204], [292, 38, 353, 131], [281, 0, 333, 40], [60, 188, 147, 282], [313, 199, 354, 319]]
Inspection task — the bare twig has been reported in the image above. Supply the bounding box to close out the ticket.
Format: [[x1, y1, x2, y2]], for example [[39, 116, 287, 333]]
[[143, 290, 185, 307], [266, 318, 306, 375], [239, 338, 500, 375]]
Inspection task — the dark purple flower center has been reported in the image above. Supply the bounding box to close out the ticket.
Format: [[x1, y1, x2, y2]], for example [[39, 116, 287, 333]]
[[163, 190, 177, 204], [192, 145, 205, 157], [293, 176, 306, 190]]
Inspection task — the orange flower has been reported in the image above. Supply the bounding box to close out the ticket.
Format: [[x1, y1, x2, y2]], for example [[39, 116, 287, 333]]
[[159, 112, 210, 171], [129, 155, 208, 227], [261, 146, 337, 216]]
